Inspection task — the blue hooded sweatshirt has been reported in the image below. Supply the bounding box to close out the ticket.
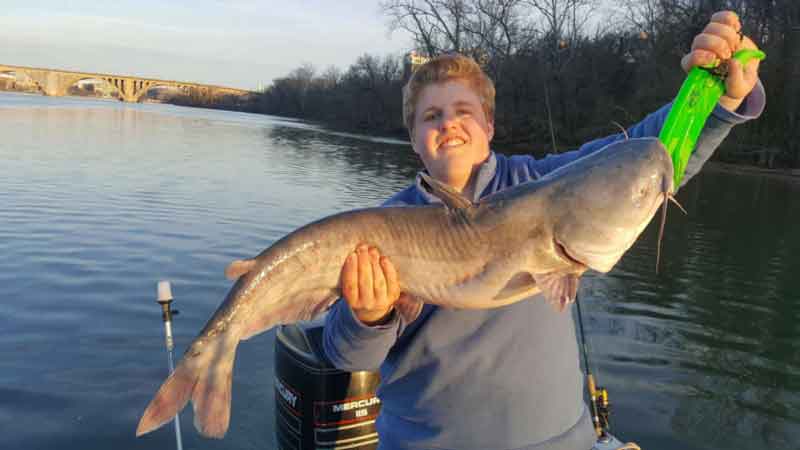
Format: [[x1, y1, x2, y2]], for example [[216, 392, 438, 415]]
[[324, 86, 765, 450]]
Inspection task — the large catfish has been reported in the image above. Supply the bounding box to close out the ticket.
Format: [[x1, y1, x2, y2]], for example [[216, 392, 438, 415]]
[[137, 137, 675, 438]]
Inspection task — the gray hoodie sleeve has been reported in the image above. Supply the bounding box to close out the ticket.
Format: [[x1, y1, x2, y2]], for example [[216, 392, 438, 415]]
[[323, 298, 401, 372], [679, 79, 766, 188]]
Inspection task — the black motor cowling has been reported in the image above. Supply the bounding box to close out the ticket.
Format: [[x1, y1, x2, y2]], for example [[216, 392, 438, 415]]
[[275, 320, 381, 450]]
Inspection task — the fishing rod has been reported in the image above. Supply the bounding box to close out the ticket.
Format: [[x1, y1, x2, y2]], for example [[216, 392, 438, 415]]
[[574, 293, 611, 440], [156, 280, 184, 450]]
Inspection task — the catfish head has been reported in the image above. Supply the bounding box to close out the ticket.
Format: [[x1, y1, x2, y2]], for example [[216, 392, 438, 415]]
[[550, 137, 675, 273]]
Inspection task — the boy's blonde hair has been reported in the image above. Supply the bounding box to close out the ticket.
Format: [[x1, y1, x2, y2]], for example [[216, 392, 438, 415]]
[[402, 53, 496, 132]]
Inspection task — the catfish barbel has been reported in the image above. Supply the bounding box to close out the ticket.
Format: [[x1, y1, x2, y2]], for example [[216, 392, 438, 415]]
[[137, 137, 675, 438]]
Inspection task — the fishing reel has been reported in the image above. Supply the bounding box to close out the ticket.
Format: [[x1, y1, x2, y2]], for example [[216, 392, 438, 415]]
[[575, 294, 616, 440], [595, 385, 611, 431], [587, 375, 612, 437]]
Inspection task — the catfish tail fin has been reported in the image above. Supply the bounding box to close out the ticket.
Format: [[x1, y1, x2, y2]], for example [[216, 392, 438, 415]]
[[137, 334, 238, 439]]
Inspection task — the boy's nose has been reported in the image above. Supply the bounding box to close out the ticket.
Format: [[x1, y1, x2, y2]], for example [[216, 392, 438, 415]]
[[439, 112, 459, 131]]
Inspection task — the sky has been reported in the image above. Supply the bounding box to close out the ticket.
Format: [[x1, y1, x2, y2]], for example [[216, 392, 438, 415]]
[[0, 1, 414, 90]]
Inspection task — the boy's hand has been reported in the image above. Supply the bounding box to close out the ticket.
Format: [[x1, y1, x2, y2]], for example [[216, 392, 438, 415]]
[[341, 244, 405, 325], [681, 10, 762, 112]]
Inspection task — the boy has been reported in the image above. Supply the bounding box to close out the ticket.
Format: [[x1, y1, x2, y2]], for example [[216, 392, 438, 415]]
[[324, 11, 764, 450]]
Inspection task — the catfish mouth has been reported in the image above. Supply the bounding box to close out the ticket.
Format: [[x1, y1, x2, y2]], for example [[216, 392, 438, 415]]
[[555, 237, 627, 273], [554, 238, 587, 269]]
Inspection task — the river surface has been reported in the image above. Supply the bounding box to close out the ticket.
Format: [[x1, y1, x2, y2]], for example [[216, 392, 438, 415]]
[[1, 92, 798, 450]]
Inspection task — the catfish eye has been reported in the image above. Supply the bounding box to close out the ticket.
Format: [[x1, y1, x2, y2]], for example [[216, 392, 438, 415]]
[[631, 181, 651, 206]]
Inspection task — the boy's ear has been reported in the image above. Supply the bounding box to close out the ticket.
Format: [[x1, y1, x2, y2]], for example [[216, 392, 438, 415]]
[[487, 119, 495, 142], [409, 130, 421, 155]]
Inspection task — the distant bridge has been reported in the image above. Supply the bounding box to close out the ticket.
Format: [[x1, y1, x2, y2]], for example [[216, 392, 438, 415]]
[[0, 64, 252, 103]]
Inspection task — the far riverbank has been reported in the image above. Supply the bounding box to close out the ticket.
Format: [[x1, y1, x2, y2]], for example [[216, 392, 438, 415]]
[[705, 161, 800, 182], [4, 88, 793, 177]]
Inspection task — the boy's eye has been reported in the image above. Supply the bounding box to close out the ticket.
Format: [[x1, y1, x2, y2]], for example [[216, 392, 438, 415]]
[[457, 109, 472, 116], [423, 111, 440, 121]]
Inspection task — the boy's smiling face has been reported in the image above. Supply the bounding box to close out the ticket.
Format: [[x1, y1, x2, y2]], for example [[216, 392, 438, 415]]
[[411, 79, 494, 193]]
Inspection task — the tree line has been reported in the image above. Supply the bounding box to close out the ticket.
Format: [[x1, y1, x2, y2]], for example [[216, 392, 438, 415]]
[[252, 0, 799, 168]]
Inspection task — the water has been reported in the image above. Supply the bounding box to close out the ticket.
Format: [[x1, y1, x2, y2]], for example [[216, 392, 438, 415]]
[[1, 92, 798, 449]]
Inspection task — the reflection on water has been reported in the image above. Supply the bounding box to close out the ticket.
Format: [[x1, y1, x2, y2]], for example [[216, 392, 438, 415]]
[[265, 125, 419, 210], [0, 92, 798, 449]]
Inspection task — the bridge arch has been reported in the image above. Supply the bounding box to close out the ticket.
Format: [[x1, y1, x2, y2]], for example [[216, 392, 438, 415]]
[[64, 77, 120, 99], [0, 70, 46, 94], [132, 83, 191, 102]]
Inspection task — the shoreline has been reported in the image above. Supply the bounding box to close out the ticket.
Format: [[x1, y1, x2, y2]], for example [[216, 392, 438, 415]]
[[2, 90, 798, 181], [705, 160, 800, 181]]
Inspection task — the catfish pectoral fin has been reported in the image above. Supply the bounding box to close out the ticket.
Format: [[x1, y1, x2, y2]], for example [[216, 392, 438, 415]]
[[533, 272, 581, 312], [395, 294, 423, 324], [492, 271, 537, 302]]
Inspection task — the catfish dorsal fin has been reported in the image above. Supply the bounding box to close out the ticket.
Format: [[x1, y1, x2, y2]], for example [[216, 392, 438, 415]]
[[419, 172, 474, 210], [225, 259, 257, 280]]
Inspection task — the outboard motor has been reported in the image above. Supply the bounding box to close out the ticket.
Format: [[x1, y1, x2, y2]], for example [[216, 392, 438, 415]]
[[275, 319, 381, 450]]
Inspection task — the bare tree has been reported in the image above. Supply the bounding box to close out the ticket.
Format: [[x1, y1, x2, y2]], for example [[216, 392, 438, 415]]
[[619, 0, 660, 43], [469, 0, 534, 59], [319, 66, 342, 90], [525, 0, 599, 65], [288, 63, 316, 114], [382, 0, 472, 55]]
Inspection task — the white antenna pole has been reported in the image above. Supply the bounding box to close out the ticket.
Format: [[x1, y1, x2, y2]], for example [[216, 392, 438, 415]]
[[157, 280, 184, 450]]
